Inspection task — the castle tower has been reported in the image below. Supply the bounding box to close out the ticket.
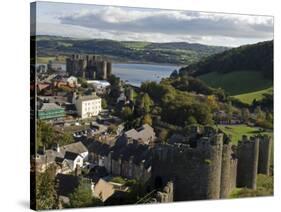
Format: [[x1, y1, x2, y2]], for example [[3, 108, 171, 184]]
[[152, 131, 224, 201], [202, 133, 224, 199], [258, 135, 272, 175], [106, 61, 112, 76], [236, 136, 259, 189], [220, 142, 232, 198]]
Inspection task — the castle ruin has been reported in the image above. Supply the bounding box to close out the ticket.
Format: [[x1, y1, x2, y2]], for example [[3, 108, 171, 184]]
[[151, 126, 272, 202], [66, 54, 112, 80]]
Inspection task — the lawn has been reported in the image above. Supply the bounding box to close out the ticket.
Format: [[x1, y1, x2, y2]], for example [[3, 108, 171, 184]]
[[233, 87, 273, 105], [198, 71, 273, 96], [217, 124, 273, 145]]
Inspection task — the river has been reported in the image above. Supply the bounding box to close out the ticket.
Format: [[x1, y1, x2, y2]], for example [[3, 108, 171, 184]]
[[112, 63, 180, 87]]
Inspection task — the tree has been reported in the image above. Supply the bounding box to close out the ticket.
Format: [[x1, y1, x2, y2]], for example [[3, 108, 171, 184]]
[[102, 99, 108, 109], [185, 116, 197, 126], [69, 180, 101, 208], [36, 166, 57, 210], [241, 108, 250, 122], [158, 128, 169, 142], [78, 77, 88, 88], [142, 114, 152, 126], [57, 132, 74, 146], [139, 93, 153, 114], [206, 95, 219, 111], [108, 124, 117, 134], [121, 106, 133, 121], [37, 121, 55, 149]]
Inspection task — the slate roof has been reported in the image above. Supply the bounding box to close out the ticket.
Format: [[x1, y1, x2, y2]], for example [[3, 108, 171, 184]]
[[124, 124, 155, 144], [64, 151, 80, 161], [39, 103, 63, 111], [77, 94, 101, 101], [61, 141, 88, 155]]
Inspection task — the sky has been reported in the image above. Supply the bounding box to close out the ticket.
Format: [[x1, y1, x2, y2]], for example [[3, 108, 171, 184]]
[[33, 2, 274, 47]]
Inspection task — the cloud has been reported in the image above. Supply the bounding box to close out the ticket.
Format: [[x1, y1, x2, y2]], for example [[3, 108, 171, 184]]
[[58, 6, 273, 40], [35, 5, 273, 46]]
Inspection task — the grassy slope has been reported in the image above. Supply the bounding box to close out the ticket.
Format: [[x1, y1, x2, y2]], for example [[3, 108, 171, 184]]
[[198, 71, 273, 96], [217, 124, 273, 145], [234, 87, 273, 105], [229, 174, 273, 198]]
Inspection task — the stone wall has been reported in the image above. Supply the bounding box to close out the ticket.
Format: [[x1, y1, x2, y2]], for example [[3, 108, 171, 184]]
[[152, 133, 224, 201]]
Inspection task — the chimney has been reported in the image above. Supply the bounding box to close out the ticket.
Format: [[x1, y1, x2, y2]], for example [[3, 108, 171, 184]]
[[72, 91, 77, 104], [56, 143, 60, 153]]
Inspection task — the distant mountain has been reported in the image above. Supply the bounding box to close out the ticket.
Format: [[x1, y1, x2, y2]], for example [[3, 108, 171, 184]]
[[35, 35, 229, 65]]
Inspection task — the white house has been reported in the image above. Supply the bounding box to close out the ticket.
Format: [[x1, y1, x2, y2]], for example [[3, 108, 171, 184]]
[[72, 92, 102, 119], [36, 141, 89, 173]]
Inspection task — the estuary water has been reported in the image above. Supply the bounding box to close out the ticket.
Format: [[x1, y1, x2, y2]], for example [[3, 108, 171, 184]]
[[112, 63, 180, 87]]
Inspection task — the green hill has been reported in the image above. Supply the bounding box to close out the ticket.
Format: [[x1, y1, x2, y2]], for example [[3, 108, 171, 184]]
[[35, 35, 228, 65], [179, 40, 273, 99]]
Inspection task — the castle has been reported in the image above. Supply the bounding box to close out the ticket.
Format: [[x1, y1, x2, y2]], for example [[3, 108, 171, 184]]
[[151, 126, 272, 202], [66, 54, 112, 80]]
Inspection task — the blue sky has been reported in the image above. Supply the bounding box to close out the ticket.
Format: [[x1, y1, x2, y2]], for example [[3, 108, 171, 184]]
[[33, 1, 274, 47]]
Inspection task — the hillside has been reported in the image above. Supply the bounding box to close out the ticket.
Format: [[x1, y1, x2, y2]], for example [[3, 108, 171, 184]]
[[198, 71, 272, 96], [234, 87, 273, 105], [35, 35, 229, 65], [179, 40, 273, 96]]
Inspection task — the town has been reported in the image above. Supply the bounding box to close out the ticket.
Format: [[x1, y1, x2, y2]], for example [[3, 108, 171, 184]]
[[32, 52, 273, 209]]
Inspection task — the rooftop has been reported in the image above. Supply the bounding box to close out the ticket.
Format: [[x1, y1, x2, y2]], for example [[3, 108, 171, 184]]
[[39, 102, 63, 111]]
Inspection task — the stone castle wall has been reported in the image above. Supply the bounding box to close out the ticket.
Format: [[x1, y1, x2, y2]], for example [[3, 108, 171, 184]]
[[152, 133, 225, 201], [236, 136, 259, 189], [258, 135, 272, 175]]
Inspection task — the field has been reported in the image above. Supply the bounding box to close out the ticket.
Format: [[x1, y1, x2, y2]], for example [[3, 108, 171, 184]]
[[198, 71, 273, 96], [217, 124, 273, 145], [37, 55, 67, 64], [233, 87, 273, 105]]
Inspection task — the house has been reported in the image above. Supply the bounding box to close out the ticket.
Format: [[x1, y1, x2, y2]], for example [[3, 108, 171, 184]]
[[36, 141, 88, 173], [124, 124, 156, 145], [37, 102, 65, 120], [88, 140, 152, 183], [72, 92, 102, 119]]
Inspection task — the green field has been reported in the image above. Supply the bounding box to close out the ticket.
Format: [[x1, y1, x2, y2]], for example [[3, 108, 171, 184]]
[[234, 87, 273, 105], [217, 124, 273, 145], [198, 71, 273, 96]]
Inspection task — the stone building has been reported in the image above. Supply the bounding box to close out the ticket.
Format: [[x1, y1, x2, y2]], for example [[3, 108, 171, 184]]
[[66, 54, 112, 80]]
